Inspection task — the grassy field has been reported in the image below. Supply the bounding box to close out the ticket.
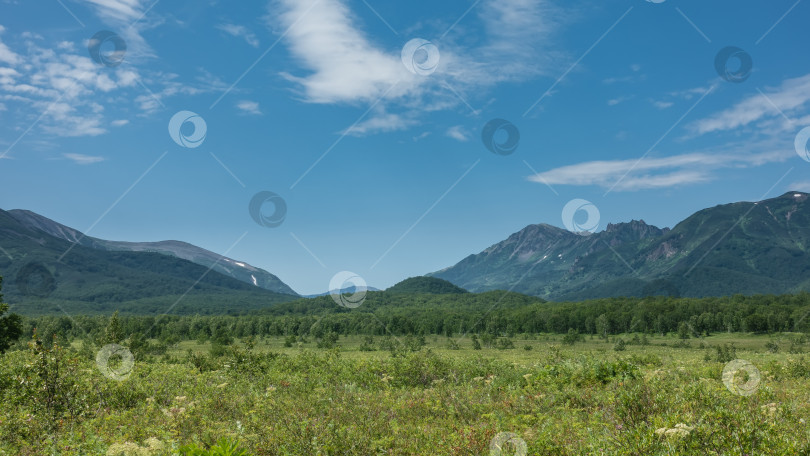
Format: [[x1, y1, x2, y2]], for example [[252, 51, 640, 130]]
[[3, 332, 810, 455]]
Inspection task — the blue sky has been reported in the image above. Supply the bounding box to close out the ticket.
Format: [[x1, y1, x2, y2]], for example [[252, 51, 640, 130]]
[[1, 0, 809, 294]]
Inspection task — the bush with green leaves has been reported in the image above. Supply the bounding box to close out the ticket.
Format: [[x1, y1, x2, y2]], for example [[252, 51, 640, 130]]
[[178, 438, 250, 456], [359, 335, 376, 351], [496, 337, 515, 350], [562, 328, 583, 345], [471, 334, 482, 350], [713, 343, 737, 362], [0, 277, 22, 354], [316, 331, 339, 349]]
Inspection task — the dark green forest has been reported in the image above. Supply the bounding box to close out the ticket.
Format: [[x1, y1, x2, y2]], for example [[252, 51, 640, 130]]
[[14, 289, 810, 349]]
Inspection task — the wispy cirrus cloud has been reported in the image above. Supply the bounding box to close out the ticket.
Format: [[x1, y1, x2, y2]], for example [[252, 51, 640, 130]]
[[236, 100, 261, 115], [78, 0, 160, 60], [471, 0, 564, 83], [529, 72, 810, 192], [788, 181, 810, 192], [445, 125, 469, 142], [63, 153, 105, 164], [608, 96, 632, 106], [217, 23, 260, 48], [527, 141, 793, 192], [690, 73, 810, 135], [343, 108, 417, 136]]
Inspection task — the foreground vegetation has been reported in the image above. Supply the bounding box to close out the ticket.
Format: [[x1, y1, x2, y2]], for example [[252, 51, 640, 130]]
[[3, 329, 810, 455], [5, 281, 810, 454]]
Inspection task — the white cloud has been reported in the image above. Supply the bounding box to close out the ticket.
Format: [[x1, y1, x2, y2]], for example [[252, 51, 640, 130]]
[[608, 96, 631, 106], [270, 0, 566, 133], [788, 181, 810, 192], [343, 109, 416, 136], [42, 103, 106, 136], [0, 30, 218, 140], [236, 100, 261, 115], [412, 131, 430, 141], [603, 65, 646, 85], [78, 0, 158, 61], [0, 32, 21, 65], [0, 43, 144, 137], [64, 153, 105, 164], [652, 100, 673, 109], [472, 0, 562, 82], [272, 0, 419, 104], [79, 0, 165, 58], [217, 23, 259, 47], [669, 86, 711, 101], [527, 141, 793, 191], [111, 119, 129, 126], [131, 74, 214, 113], [445, 125, 469, 142], [81, 0, 143, 22], [691, 74, 810, 135]]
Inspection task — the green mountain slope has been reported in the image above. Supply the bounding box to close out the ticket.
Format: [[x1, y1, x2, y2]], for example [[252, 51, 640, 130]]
[[432, 192, 810, 300], [0, 209, 296, 315], [386, 276, 468, 294], [7, 209, 297, 295]]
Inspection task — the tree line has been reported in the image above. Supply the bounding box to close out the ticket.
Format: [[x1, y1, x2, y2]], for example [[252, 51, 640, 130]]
[[8, 290, 810, 349]]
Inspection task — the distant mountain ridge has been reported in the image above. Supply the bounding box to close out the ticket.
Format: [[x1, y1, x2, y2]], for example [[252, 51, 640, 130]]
[[0, 208, 298, 314], [431, 192, 810, 300], [303, 286, 382, 298], [7, 210, 297, 296]]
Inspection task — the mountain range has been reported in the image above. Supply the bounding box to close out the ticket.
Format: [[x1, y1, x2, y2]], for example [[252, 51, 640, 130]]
[[6, 210, 296, 296], [431, 191, 810, 300], [3, 191, 810, 315], [0, 209, 297, 314]]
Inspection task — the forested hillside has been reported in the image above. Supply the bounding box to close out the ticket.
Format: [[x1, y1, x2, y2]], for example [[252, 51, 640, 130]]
[[20, 291, 810, 346]]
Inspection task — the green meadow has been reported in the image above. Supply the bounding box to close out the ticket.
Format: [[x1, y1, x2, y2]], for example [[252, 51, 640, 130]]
[[3, 330, 810, 455]]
